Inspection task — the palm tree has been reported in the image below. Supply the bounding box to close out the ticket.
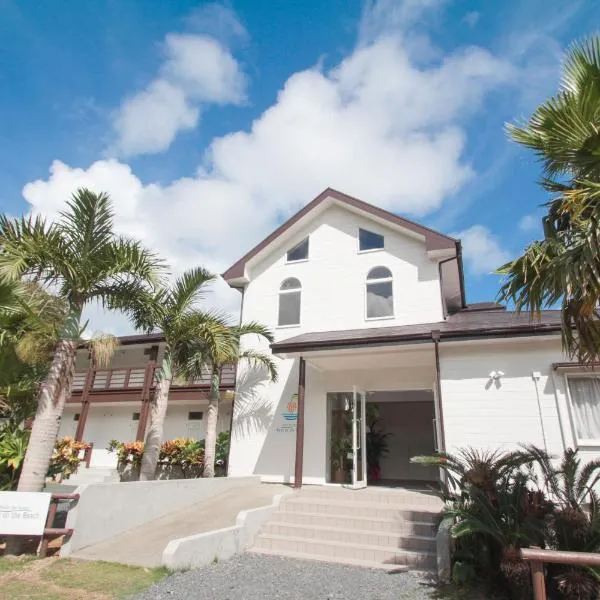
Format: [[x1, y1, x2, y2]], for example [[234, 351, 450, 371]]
[[183, 316, 278, 477], [0, 189, 161, 491], [124, 267, 218, 480], [498, 36, 600, 363]]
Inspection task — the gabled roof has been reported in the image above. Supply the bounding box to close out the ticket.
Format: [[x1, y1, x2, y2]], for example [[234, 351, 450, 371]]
[[222, 188, 459, 284]]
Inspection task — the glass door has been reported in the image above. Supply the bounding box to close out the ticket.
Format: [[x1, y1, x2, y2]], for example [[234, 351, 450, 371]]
[[351, 387, 367, 488]]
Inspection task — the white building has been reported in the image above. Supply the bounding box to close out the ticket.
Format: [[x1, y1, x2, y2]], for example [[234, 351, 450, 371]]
[[60, 335, 235, 467], [224, 188, 596, 488]]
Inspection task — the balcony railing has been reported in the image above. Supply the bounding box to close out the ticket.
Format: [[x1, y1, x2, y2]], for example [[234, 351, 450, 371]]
[[72, 363, 236, 392]]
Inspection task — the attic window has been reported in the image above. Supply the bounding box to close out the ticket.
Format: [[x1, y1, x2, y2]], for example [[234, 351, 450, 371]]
[[286, 237, 309, 262], [359, 228, 384, 252]]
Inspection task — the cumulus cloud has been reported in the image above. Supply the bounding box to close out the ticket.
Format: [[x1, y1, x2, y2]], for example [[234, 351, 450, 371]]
[[22, 1, 521, 332], [110, 31, 246, 157], [454, 225, 510, 276]]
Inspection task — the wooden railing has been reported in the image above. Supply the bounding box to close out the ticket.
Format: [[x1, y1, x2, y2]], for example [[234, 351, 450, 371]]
[[72, 363, 236, 392], [39, 493, 79, 558], [521, 547, 600, 600]]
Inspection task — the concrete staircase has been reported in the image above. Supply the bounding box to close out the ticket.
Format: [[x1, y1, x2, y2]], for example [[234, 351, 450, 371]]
[[250, 486, 442, 571], [66, 466, 119, 486]]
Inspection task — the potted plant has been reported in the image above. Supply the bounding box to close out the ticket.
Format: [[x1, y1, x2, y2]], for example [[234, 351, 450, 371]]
[[330, 435, 351, 483], [366, 404, 389, 483]]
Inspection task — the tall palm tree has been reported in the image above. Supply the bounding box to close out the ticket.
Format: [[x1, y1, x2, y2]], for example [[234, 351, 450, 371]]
[[124, 267, 217, 480], [498, 36, 600, 363], [183, 316, 277, 477], [0, 189, 161, 491]]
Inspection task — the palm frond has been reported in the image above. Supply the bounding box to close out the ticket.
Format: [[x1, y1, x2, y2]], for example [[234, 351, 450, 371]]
[[238, 349, 279, 383], [168, 267, 216, 318], [88, 333, 120, 368]]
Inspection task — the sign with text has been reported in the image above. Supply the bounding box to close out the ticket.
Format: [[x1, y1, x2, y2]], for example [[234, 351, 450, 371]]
[[0, 492, 52, 536]]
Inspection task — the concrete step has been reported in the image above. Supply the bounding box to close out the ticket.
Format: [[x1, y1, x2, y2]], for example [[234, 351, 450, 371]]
[[273, 510, 436, 536], [297, 486, 442, 508], [262, 521, 436, 552], [252, 533, 436, 570], [250, 547, 409, 572], [67, 468, 119, 484], [280, 497, 441, 522]]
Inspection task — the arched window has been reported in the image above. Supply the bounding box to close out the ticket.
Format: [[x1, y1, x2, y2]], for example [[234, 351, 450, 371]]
[[279, 278, 301, 326], [366, 267, 393, 319]]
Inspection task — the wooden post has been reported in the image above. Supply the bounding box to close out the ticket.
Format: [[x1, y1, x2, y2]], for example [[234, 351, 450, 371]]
[[39, 500, 58, 558], [136, 361, 155, 441], [294, 357, 306, 489], [531, 560, 546, 600], [74, 368, 94, 442]]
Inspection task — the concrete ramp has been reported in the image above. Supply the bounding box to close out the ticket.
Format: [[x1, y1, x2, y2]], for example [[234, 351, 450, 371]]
[[71, 482, 291, 567]]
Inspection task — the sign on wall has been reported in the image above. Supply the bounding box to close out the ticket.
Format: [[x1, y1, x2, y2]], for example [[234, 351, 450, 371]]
[[276, 394, 298, 433], [0, 491, 51, 536]]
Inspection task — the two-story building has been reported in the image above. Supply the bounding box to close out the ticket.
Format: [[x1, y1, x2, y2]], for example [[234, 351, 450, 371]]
[[59, 334, 236, 467], [224, 188, 596, 488]]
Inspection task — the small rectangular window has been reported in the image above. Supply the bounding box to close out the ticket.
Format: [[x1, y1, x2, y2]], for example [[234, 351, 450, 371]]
[[286, 237, 309, 262], [74, 413, 80, 422], [359, 228, 384, 251], [132, 412, 140, 421], [188, 411, 203, 421]]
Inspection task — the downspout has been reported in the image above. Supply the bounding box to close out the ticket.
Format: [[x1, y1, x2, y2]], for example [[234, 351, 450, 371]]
[[225, 286, 245, 476], [431, 330, 446, 453]]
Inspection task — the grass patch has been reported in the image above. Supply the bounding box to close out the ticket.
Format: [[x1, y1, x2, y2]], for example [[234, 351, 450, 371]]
[[0, 557, 168, 600], [0, 555, 37, 575]]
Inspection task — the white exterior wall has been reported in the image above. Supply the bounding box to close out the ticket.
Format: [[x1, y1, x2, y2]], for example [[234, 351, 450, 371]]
[[229, 204, 444, 481], [439, 336, 572, 458], [243, 204, 444, 339]]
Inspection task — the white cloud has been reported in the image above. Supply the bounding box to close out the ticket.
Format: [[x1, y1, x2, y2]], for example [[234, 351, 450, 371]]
[[22, 1, 521, 332], [518, 214, 538, 231], [110, 32, 246, 157], [454, 225, 510, 275]]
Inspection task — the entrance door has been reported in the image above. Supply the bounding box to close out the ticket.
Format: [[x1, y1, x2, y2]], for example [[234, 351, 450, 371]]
[[351, 387, 367, 489]]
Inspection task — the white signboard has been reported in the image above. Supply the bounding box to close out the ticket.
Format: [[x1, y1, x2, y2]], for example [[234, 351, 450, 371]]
[[0, 492, 52, 536]]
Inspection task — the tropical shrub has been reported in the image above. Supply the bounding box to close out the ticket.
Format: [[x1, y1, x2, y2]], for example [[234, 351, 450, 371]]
[[412, 446, 600, 599], [47, 436, 89, 482], [107, 440, 145, 469], [215, 431, 230, 476], [0, 427, 30, 490]]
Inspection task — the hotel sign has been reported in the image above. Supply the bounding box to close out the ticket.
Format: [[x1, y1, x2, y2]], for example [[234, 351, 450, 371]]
[[0, 491, 51, 536], [276, 394, 298, 433]]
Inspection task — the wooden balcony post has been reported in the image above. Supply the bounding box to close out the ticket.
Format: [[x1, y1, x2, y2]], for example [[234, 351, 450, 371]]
[[136, 361, 156, 441], [74, 368, 94, 442], [294, 357, 306, 489], [531, 560, 546, 600]]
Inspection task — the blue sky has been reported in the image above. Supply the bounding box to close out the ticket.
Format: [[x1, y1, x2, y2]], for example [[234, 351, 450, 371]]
[[0, 0, 598, 333]]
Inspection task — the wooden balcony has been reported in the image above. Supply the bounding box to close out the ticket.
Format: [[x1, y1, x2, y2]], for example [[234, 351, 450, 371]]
[[68, 363, 236, 404]]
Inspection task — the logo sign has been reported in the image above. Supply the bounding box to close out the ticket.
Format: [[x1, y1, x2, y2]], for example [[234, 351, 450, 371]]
[[276, 394, 298, 433], [0, 492, 52, 536], [283, 395, 298, 421]]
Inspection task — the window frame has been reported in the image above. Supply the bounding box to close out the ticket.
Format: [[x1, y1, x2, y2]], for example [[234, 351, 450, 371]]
[[278, 277, 302, 328], [358, 228, 385, 253], [365, 266, 394, 321], [286, 237, 310, 264], [563, 372, 600, 447]]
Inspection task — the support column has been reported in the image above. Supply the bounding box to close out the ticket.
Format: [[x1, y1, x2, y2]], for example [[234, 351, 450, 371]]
[[74, 367, 94, 442], [136, 361, 155, 441], [294, 357, 306, 489]]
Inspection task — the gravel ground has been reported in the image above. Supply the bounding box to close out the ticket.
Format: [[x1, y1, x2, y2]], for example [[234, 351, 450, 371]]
[[131, 553, 459, 600]]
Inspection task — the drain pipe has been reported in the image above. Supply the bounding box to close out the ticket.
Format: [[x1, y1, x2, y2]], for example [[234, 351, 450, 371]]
[[431, 330, 447, 454]]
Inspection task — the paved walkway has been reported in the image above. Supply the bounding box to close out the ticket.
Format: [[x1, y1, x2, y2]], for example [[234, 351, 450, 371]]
[[132, 554, 494, 599], [72, 482, 292, 567]]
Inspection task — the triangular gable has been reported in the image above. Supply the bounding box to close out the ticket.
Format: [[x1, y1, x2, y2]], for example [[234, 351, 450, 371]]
[[223, 188, 458, 285]]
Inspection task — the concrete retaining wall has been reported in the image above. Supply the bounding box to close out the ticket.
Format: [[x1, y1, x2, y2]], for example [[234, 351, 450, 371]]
[[162, 494, 285, 570], [62, 476, 259, 555]]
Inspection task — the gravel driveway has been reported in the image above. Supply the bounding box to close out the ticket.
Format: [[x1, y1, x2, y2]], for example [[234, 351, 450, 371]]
[[132, 554, 462, 600]]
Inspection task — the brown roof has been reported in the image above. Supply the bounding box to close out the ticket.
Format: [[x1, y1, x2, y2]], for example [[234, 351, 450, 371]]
[[222, 188, 458, 283], [271, 308, 562, 354], [78, 332, 165, 349]]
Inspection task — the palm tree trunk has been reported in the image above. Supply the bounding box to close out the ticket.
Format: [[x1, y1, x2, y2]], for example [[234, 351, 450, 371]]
[[139, 367, 171, 481], [17, 338, 77, 492], [203, 368, 220, 478]]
